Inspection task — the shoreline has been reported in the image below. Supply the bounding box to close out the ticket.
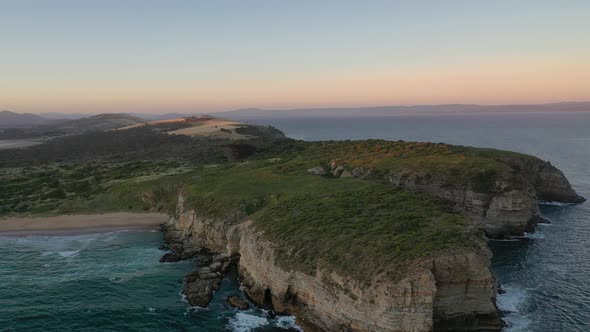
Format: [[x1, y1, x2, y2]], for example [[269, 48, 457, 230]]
[[0, 212, 168, 236]]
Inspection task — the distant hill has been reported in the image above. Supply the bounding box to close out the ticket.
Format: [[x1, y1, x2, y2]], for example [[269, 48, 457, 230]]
[[0, 111, 51, 128], [51, 113, 146, 133], [0, 112, 147, 139], [35, 112, 89, 120]]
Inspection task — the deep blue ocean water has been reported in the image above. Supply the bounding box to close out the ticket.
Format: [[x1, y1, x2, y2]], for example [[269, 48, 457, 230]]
[[255, 112, 590, 331], [2, 112, 588, 331]]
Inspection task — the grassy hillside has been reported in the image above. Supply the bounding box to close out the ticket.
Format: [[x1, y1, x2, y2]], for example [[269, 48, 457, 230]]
[[1, 135, 548, 281], [252, 186, 480, 282], [1, 137, 543, 220]]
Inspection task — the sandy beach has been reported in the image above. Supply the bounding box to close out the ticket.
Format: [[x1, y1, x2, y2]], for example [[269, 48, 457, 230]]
[[0, 213, 169, 236]]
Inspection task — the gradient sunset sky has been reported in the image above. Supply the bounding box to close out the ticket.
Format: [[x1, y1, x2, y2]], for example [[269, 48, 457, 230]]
[[2, 0, 589, 114]]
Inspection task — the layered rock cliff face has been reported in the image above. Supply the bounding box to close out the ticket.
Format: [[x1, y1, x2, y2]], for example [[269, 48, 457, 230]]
[[310, 158, 583, 238], [237, 221, 500, 332], [158, 153, 583, 330], [383, 169, 539, 238], [496, 156, 585, 203], [160, 192, 242, 306], [161, 194, 501, 331]]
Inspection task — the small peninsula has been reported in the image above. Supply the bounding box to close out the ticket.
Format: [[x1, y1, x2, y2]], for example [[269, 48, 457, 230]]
[[0, 117, 584, 331]]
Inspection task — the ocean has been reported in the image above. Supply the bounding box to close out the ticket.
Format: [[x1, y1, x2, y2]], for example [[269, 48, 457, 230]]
[[0, 231, 301, 331], [2, 111, 589, 331]]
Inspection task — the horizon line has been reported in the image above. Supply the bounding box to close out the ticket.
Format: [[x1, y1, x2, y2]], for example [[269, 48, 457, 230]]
[[3, 100, 590, 115]]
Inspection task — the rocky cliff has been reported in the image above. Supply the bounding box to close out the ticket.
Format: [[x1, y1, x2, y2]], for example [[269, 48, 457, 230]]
[[153, 141, 584, 331], [161, 193, 501, 331], [309, 156, 583, 239], [495, 156, 585, 203], [237, 221, 501, 332]]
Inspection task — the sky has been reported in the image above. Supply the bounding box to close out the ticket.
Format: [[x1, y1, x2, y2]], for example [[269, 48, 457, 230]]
[[1, 0, 589, 114]]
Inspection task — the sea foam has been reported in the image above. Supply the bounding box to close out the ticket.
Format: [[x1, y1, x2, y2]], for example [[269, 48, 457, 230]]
[[276, 316, 304, 331], [497, 284, 531, 331], [227, 312, 269, 331]]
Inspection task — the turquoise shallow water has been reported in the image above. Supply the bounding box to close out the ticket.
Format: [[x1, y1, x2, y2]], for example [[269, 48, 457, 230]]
[[0, 231, 301, 331]]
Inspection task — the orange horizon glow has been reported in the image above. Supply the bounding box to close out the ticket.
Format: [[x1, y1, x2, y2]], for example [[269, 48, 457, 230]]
[[3, 57, 589, 114], [2, 2, 589, 114]]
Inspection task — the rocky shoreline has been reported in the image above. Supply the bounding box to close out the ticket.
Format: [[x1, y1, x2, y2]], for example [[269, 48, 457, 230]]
[[154, 151, 584, 331]]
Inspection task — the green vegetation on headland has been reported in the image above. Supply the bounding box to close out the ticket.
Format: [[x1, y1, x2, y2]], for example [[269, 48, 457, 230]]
[[252, 186, 480, 282], [0, 130, 558, 280], [0, 155, 481, 281], [0, 138, 537, 218]]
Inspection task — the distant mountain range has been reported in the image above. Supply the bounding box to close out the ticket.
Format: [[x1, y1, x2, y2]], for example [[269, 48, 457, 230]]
[[129, 101, 590, 121], [48, 113, 145, 133], [0, 111, 145, 135], [0, 111, 53, 128], [216, 101, 590, 119], [1, 102, 589, 129]]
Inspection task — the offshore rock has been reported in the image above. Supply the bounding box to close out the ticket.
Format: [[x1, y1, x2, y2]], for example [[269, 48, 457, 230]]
[[182, 256, 232, 307], [183, 269, 221, 307], [159, 252, 182, 263], [227, 296, 249, 310]]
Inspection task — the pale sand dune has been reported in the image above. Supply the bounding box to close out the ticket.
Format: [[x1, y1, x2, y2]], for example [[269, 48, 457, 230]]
[[116, 118, 250, 139], [115, 118, 185, 130], [0, 213, 168, 236], [167, 119, 250, 139]]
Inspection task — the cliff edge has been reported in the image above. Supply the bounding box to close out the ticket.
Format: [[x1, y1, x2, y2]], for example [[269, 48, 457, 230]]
[[6, 137, 581, 331], [150, 140, 582, 331], [162, 188, 501, 331]]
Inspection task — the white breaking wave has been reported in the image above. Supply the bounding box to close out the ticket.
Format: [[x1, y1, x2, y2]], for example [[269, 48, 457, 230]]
[[227, 312, 269, 332], [276, 316, 304, 331], [523, 232, 545, 239], [497, 284, 531, 332], [538, 201, 573, 207], [58, 250, 81, 257], [41, 250, 81, 258]]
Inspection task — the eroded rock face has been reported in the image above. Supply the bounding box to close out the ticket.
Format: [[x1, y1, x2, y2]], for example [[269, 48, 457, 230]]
[[161, 192, 500, 330], [237, 221, 437, 331], [497, 157, 586, 203], [182, 256, 232, 307], [236, 221, 500, 332], [384, 171, 539, 238], [430, 249, 502, 331], [313, 159, 583, 238], [160, 192, 240, 307]]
